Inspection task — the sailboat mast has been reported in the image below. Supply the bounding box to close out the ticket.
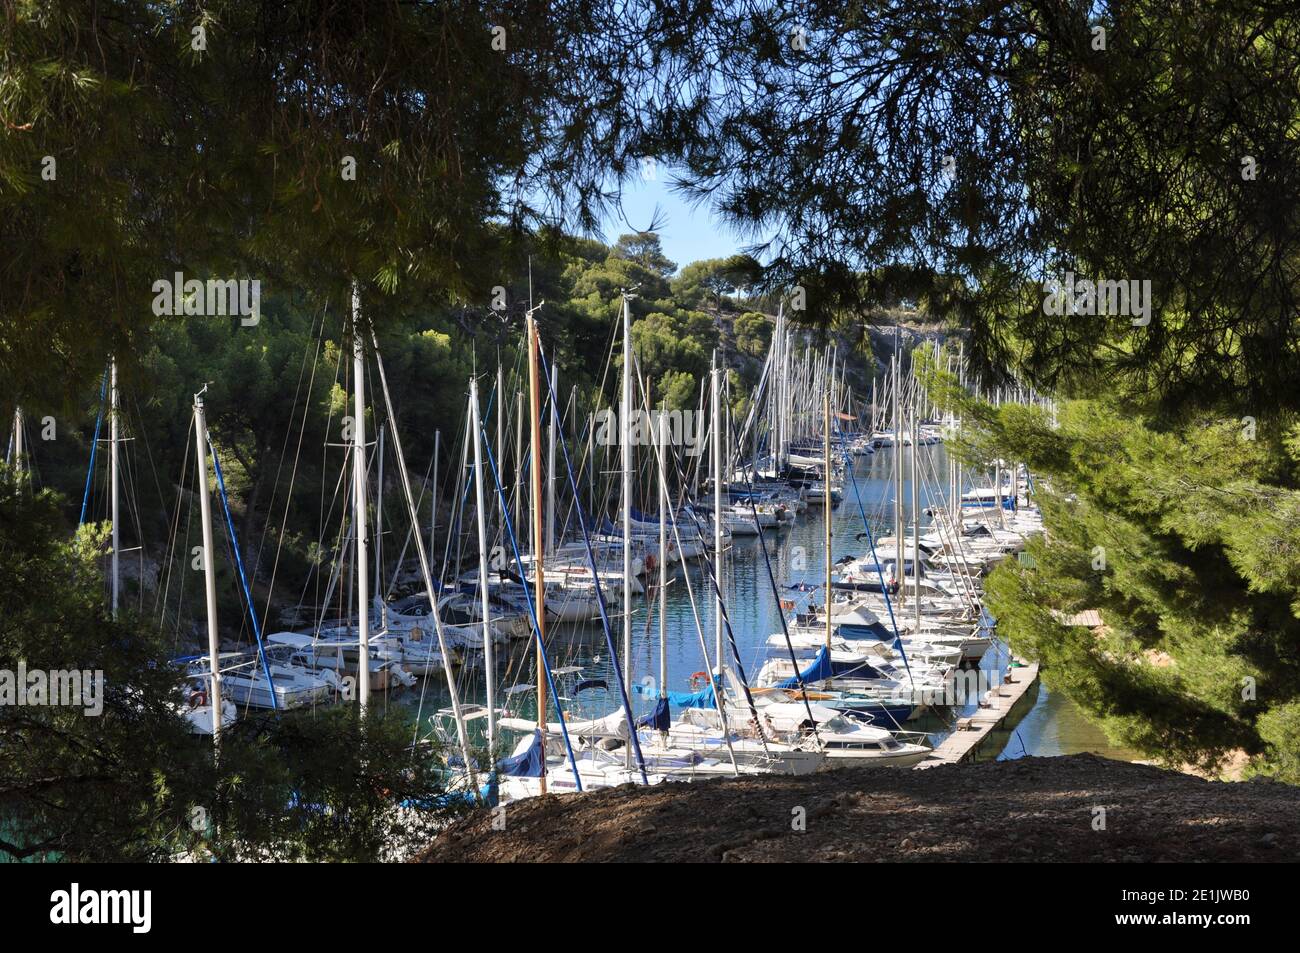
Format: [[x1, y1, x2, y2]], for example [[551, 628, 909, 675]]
[[11, 405, 22, 475], [193, 390, 223, 746], [621, 295, 633, 695], [712, 363, 724, 675], [824, 362, 833, 651], [527, 312, 549, 794], [893, 330, 903, 604], [774, 304, 784, 471], [370, 333, 478, 790], [958, 344, 966, 525], [911, 393, 921, 633], [109, 357, 121, 617], [375, 424, 385, 613], [430, 429, 440, 566], [469, 378, 497, 756], [351, 285, 371, 713], [657, 410, 668, 699], [514, 391, 524, 552], [496, 363, 505, 511], [546, 363, 557, 558]]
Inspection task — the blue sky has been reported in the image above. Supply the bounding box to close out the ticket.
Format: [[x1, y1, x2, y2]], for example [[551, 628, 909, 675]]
[[597, 169, 747, 273]]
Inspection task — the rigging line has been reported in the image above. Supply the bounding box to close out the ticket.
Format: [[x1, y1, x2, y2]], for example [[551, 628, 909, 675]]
[[293, 434, 351, 625], [294, 334, 352, 624], [131, 392, 176, 616], [313, 305, 348, 626], [121, 424, 150, 615], [478, 418, 585, 792], [723, 397, 824, 746], [658, 422, 744, 770], [157, 414, 195, 635], [261, 320, 325, 626], [537, 343, 650, 784], [311, 447, 354, 635], [624, 367, 744, 774], [440, 381, 494, 587], [171, 421, 199, 650], [369, 333, 480, 791], [440, 366, 496, 587], [642, 367, 772, 759], [209, 435, 280, 709], [251, 306, 325, 587], [915, 433, 979, 609], [380, 439, 434, 601], [78, 369, 109, 527], [839, 423, 914, 684], [379, 359, 453, 598], [404, 392, 483, 748]]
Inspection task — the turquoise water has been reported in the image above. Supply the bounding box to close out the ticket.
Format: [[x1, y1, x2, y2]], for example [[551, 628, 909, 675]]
[[387, 447, 1134, 762]]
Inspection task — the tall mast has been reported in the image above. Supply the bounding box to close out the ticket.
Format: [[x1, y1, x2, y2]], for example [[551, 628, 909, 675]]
[[893, 330, 904, 604], [527, 311, 549, 794], [774, 304, 784, 471], [824, 360, 833, 651], [109, 358, 121, 618], [193, 389, 224, 746], [11, 406, 22, 476], [712, 363, 724, 674], [657, 405, 668, 702], [953, 342, 964, 525], [911, 392, 921, 634], [375, 423, 385, 615], [429, 429, 440, 568], [351, 283, 371, 713], [496, 363, 505, 514], [546, 363, 557, 558], [621, 294, 633, 695], [469, 378, 497, 756], [514, 391, 524, 552], [370, 332, 477, 790]]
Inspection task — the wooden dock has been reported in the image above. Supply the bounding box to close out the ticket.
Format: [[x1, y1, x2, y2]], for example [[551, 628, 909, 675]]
[[914, 660, 1041, 768]]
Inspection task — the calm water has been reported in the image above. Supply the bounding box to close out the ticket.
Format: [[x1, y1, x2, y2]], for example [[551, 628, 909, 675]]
[[392, 446, 1135, 763]]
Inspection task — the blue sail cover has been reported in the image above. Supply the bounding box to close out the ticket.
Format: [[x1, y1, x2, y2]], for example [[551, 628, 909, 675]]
[[635, 697, 672, 731], [497, 730, 545, 778], [776, 645, 834, 688], [776, 645, 881, 688], [633, 681, 716, 709]]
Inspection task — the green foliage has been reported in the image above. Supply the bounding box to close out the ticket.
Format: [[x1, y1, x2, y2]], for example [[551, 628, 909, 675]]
[[609, 232, 676, 277], [672, 255, 760, 309], [196, 708, 465, 863], [0, 471, 197, 860], [0, 466, 460, 861], [0, 1, 712, 409], [733, 312, 772, 359], [932, 371, 1300, 779], [668, 4, 1300, 415], [658, 370, 700, 412]]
